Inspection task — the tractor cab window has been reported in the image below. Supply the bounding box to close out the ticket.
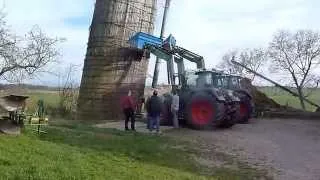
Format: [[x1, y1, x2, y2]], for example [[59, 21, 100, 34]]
[[218, 76, 229, 88], [230, 77, 240, 89], [185, 73, 198, 87], [213, 75, 224, 88], [196, 73, 212, 87]]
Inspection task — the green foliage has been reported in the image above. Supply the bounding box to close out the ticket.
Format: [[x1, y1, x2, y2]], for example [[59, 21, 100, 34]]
[[259, 87, 320, 111]]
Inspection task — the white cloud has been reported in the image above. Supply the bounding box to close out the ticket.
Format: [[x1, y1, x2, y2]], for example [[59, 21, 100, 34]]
[[0, 0, 94, 85]]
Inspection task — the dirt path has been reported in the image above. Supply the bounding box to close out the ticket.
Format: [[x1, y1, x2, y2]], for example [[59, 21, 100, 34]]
[[167, 119, 320, 180]]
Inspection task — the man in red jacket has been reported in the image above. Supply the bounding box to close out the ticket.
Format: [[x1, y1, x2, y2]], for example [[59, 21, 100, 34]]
[[120, 90, 136, 131]]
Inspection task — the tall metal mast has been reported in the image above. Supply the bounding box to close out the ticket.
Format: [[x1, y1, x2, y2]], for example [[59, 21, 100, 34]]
[[152, 0, 171, 88]]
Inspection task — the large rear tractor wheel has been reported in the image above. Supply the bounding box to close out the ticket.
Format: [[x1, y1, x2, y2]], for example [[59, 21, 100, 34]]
[[185, 93, 222, 129]]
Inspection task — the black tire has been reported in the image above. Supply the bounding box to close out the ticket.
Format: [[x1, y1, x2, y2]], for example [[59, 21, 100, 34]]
[[238, 96, 253, 124], [160, 94, 173, 126], [231, 104, 240, 127], [218, 103, 238, 128], [185, 92, 221, 130], [216, 102, 226, 126]]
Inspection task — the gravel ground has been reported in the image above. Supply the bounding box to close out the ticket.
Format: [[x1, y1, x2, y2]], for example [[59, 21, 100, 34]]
[[167, 118, 320, 180]]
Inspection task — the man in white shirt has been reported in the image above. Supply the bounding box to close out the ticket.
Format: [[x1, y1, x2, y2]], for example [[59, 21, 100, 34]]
[[171, 90, 179, 128]]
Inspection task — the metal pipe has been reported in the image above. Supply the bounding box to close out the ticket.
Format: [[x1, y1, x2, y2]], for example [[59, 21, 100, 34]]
[[169, 55, 175, 85], [175, 57, 185, 85], [167, 59, 171, 84], [152, 0, 171, 88]]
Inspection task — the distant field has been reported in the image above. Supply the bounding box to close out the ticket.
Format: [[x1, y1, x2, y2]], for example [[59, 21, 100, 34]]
[[21, 86, 320, 115], [258, 87, 320, 111], [25, 90, 60, 115]]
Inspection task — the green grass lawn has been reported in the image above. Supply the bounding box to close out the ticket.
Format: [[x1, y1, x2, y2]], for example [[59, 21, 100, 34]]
[[0, 121, 266, 180], [259, 87, 320, 111]]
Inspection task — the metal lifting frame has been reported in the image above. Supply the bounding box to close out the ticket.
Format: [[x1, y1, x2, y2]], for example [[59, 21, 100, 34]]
[[173, 46, 205, 69], [144, 43, 205, 86], [129, 32, 205, 86]]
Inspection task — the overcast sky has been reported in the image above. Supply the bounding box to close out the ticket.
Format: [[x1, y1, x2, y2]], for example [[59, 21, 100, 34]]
[[0, 0, 319, 86]]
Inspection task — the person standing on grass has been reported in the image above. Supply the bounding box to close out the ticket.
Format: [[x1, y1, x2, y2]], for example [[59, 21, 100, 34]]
[[171, 90, 179, 128], [120, 90, 136, 131], [146, 90, 162, 134]]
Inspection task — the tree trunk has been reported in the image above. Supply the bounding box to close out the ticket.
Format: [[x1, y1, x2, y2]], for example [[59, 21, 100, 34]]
[[297, 87, 306, 110]]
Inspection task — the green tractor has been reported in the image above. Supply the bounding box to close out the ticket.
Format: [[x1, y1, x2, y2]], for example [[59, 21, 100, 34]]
[[130, 32, 254, 129]]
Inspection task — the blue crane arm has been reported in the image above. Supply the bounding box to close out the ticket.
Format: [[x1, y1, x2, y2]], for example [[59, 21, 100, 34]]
[[129, 32, 205, 86], [129, 32, 205, 69]]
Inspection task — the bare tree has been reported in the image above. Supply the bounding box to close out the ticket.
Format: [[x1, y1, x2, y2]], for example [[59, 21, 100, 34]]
[[0, 12, 63, 82], [58, 64, 80, 119], [219, 50, 240, 74], [268, 30, 320, 110], [218, 48, 266, 80]]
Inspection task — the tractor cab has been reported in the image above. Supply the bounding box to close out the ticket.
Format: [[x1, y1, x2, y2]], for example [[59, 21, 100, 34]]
[[217, 74, 242, 90], [184, 70, 225, 89]]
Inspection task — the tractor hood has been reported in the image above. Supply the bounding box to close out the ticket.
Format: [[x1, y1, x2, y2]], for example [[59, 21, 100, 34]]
[[217, 88, 241, 102]]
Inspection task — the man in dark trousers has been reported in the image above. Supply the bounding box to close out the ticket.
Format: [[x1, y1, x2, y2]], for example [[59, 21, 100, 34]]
[[146, 90, 162, 134], [120, 90, 135, 131]]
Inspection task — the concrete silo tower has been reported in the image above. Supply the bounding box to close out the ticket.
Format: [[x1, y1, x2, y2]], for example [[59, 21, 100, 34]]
[[77, 0, 157, 120]]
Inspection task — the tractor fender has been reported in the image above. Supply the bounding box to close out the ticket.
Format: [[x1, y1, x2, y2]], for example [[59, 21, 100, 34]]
[[234, 89, 252, 99], [226, 90, 241, 102], [214, 88, 239, 103], [209, 88, 226, 102], [183, 88, 225, 102]]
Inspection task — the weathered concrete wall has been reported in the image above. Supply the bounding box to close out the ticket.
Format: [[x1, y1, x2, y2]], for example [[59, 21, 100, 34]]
[[77, 0, 157, 120]]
